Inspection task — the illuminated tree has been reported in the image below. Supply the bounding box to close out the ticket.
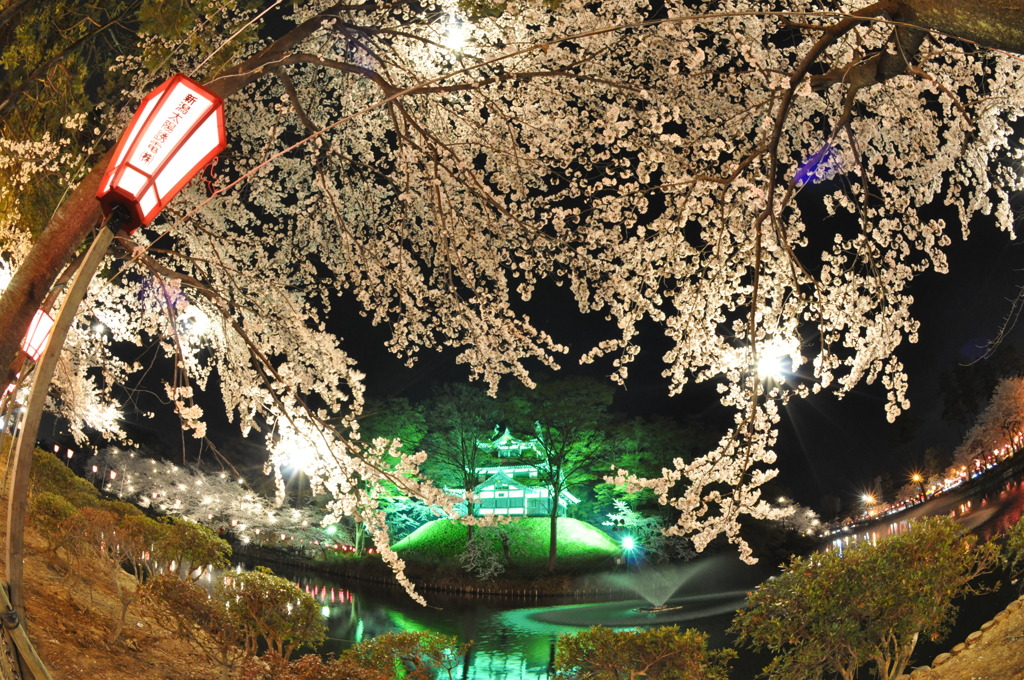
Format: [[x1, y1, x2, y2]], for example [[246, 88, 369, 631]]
[[510, 376, 613, 570], [731, 516, 998, 680], [90, 446, 329, 547], [420, 383, 504, 532], [218, 567, 326, 660], [554, 625, 733, 680], [1, 0, 1023, 580], [950, 375, 1024, 476]]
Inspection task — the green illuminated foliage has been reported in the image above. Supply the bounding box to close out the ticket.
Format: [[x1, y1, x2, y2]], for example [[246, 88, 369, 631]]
[[554, 625, 733, 680], [509, 376, 614, 570], [731, 516, 998, 680]]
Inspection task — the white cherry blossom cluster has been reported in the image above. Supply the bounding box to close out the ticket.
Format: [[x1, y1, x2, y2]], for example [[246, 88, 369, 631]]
[[90, 446, 327, 545]]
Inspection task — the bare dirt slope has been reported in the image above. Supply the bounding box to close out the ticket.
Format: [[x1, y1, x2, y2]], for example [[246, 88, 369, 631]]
[[12, 523, 223, 680]]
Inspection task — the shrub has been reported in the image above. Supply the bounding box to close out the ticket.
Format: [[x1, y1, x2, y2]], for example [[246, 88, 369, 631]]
[[731, 516, 998, 680], [29, 492, 76, 554], [156, 516, 231, 581], [554, 626, 733, 680], [237, 652, 387, 680], [344, 631, 470, 680], [217, 566, 325, 660], [1003, 515, 1024, 584], [143, 573, 246, 678]]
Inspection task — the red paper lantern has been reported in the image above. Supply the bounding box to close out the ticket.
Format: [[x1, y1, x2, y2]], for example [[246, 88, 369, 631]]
[[21, 310, 55, 361], [97, 73, 226, 231]]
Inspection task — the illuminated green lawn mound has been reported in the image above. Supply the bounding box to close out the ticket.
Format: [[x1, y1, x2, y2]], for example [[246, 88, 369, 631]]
[[393, 517, 621, 568]]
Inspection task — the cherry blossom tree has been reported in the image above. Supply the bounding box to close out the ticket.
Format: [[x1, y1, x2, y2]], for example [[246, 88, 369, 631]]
[[948, 374, 1024, 479], [1, 0, 1023, 583]]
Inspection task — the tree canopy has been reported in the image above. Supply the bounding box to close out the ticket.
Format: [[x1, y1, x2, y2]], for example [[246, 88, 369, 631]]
[[731, 516, 998, 680], [1, 0, 1023, 586]]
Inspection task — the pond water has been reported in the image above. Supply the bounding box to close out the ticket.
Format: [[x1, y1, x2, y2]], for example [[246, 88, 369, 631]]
[[240, 552, 773, 679], [247, 467, 1024, 680]]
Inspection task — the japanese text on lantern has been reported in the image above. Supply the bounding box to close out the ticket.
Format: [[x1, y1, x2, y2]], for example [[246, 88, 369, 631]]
[[139, 94, 198, 164]]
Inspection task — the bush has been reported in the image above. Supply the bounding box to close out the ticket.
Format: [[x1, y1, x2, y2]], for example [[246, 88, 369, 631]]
[[217, 566, 326, 660], [143, 573, 246, 678], [237, 652, 387, 680], [344, 631, 470, 680], [29, 491, 76, 554], [731, 516, 998, 680], [66, 504, 166, 642], [554, 626, 733, 680], [30, 448, 100, 507], [156, 516, 231, 580], [1003, 515, 1024, 584]]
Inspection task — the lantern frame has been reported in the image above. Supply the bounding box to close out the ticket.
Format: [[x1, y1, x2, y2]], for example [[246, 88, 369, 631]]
[[97, 73, 226, 231]]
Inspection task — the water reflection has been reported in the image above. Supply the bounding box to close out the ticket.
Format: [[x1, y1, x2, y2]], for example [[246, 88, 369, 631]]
[[269, 554, 769, 679], [828, 479, 1024, 555]]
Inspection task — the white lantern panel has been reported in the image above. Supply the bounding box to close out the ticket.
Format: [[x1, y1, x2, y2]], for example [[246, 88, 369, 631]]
[[22, 310, 55, 361], [99, 96, 161, 197], [139, 187, 158, 219], [127, 81, 215, 183], [154, 111, 220, 198], [116, 166, 147, 199]]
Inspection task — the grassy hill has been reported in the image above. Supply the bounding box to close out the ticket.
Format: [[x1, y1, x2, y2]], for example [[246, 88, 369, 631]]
[[392, 517, 622, 571]]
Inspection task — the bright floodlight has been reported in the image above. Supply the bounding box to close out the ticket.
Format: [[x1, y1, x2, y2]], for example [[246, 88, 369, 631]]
[[179, 305, 212, 338], [756, 352, 785, 380], [622, 536, 635, 551], [443, 16, 466, 51], [283, 445, 317, 474], [861, 493, 875, 504]]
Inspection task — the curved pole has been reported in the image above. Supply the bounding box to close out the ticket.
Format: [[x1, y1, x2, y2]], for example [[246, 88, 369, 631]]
[[4, 224, 115, 624]]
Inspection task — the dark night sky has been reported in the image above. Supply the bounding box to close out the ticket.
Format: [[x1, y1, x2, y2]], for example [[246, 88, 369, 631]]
[[773, 216, 1024, 508]]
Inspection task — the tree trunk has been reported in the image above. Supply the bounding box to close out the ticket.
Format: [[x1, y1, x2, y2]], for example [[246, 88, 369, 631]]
[[547, 510, 558, 571], [354, 521, 365, 555], [895, 0, 1024, 55]]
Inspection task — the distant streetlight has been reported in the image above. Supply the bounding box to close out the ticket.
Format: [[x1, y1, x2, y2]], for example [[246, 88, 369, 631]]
[[911, 473, 926, 500], [622, 535, 636, 551], [861, 493, 876, 517], [4, 73, 227, 632]]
